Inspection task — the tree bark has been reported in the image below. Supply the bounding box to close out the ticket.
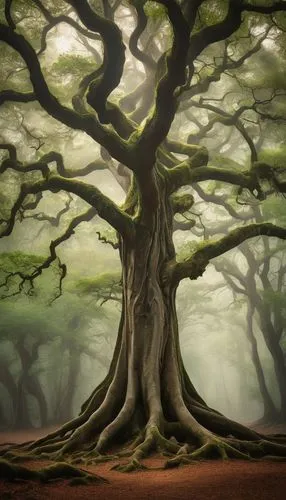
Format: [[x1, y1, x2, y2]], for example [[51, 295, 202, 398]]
[[11, 171, 286, 466], [246, 304, 278, 423], [256, 305, 286, 421]]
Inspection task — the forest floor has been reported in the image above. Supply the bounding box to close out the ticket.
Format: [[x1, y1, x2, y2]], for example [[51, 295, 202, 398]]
[[0, 424, 286, 500]]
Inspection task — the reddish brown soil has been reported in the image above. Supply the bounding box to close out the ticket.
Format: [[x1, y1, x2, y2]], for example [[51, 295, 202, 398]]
[[1, 426, 286, 500]]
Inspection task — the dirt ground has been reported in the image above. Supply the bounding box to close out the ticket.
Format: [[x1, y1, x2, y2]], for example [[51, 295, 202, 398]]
[[0, 425, 286, 500]]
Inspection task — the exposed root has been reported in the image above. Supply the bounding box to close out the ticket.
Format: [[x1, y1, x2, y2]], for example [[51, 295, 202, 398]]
[[0, 458, 107, 485], [110, 425, 180, 472], [2, 418, 286, 474], [2, 376, 286, 474], [165, 436, 252, 468], [112, 458, 149, 472]]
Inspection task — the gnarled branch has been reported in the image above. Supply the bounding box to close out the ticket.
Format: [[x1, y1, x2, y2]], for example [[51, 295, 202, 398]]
[[172, 223, 286, 283], [0, 176, 134, 241], [0, 23, 133, 168]]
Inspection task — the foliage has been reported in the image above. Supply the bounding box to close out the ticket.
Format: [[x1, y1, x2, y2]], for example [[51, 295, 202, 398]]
[[261, 195, 286, 224], [259, 147, 286, 171], [198, 0, 229, 27], [0, 299, 61, 343], [0, 251, 44, 273], [143, 1, 167, 20], [73, 271, 122, 299], [51, 55, 97, 79]]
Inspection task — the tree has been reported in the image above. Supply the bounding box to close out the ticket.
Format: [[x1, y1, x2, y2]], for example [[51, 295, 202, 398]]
[[215, 237, 286, 424], [1, 0, 286, 470], [0, 252, 117, 428]]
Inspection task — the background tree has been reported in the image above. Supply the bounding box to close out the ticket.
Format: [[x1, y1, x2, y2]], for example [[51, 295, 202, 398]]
[[0, 252, 118, 428], [0, 0, 286, 471]]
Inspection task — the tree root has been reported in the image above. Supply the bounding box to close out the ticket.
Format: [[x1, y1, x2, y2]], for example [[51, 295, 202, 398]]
[[2, 382, 286, 475], [0, 458, 107, 485], [165, 436, 251, 468], [112, 458, 149, 472], [109, 425, 180, 472]]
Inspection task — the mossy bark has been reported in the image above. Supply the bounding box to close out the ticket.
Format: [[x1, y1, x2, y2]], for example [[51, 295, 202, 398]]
[[2, 170, 286, 469]]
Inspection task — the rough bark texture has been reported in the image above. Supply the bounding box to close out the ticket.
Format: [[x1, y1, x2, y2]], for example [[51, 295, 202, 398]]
[[2, 171, 286, 470]]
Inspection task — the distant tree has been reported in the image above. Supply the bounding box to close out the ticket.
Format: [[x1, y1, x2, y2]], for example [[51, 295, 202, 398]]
[[0, 252, 117, 428], [213, 196, 286, 423]]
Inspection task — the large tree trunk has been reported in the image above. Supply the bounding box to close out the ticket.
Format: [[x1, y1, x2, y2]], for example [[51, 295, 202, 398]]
[[20, 170, 283, 468]]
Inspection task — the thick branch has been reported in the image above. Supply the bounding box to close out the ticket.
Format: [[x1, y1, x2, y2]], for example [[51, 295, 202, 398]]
[[129, 3, 156, 71], [66, 0, 125, 124], [172, 223, 286, 283], [132, 0, 191, 167], [0, 23, 133, 167], [189, 0, 243, 62], [167, 154, 260, 195], [0, 148, 107, 179], [0, 176, 134, 240], [31, 0, 101, 56]]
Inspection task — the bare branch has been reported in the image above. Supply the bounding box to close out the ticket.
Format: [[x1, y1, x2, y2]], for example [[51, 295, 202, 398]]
[[193, 184, 252, 221], [184, 28, 270, 99], [0, 90, 36, 106], [4, 0, 15, 30], [31, 0, 101, 56], [242, 1, 286, 14], [20, 193, 73, 227], [0, 176, 134, 240], [0, 207, 97, 302], [189, 0, 286, 66], [129, 3, 156, 71]]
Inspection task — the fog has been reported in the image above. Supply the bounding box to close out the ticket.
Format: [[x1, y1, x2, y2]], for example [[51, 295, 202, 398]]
[[0, 0, 285, 432]]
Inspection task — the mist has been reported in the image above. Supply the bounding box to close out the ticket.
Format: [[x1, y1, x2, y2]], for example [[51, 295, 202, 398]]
[[0, 0, 285, 440]]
